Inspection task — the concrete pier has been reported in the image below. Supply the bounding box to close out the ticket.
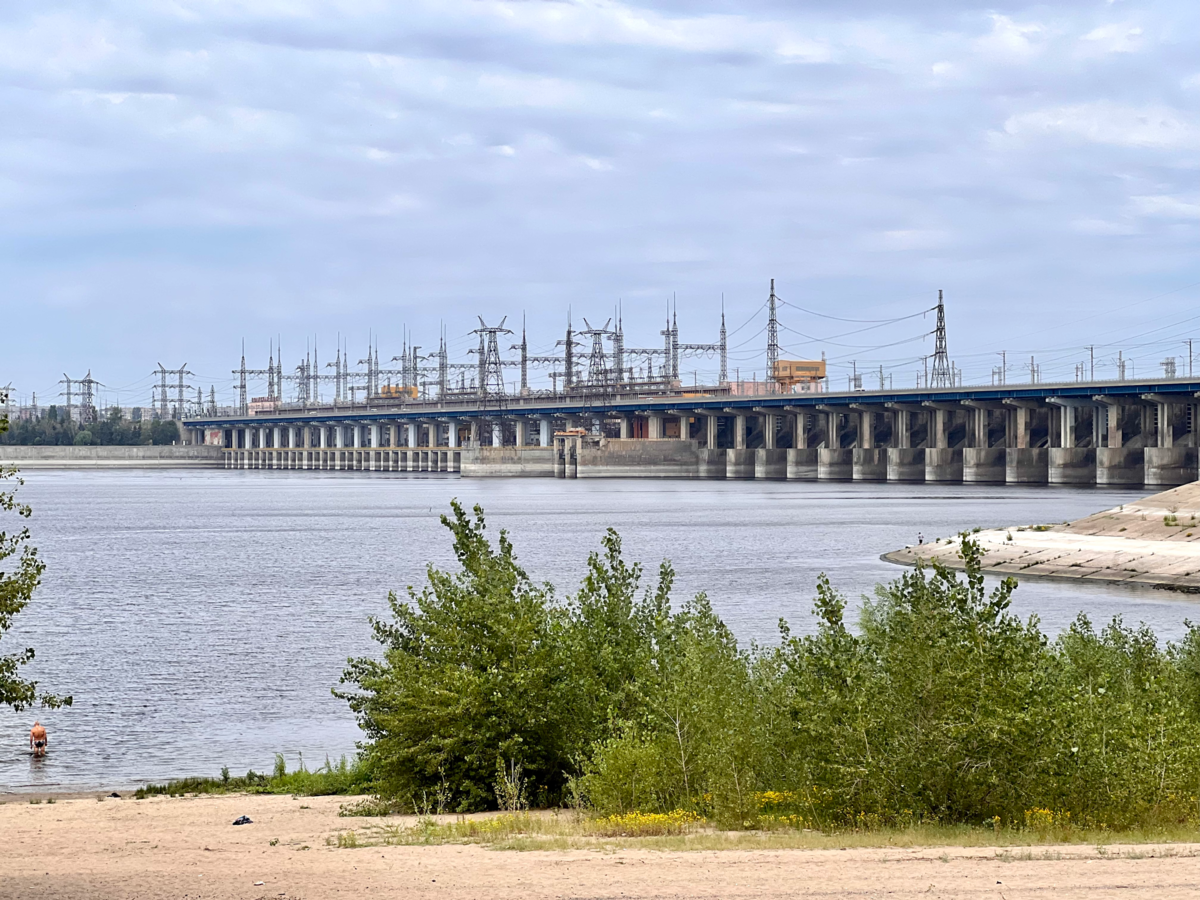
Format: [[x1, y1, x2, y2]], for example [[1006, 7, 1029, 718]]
[[786, 448, 818, 480], [698, 449, 727, 479], [887, 448, 925, 482], [1049, 448, 1095, 484], [1144, 447, 1198, 487], [852, 448, 887, 482], [1097, 447, 1144, 485], [925, 448, 963, 483], [1006, 448, 1049, 484], [754, 448, 787, 480], [818, 448, 853, 480], [726, 448, 755, 480], [963, 448, 1006, 483]]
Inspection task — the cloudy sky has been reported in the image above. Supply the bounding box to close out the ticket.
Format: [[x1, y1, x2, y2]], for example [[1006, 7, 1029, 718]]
[[1, 0, 1197, 406]]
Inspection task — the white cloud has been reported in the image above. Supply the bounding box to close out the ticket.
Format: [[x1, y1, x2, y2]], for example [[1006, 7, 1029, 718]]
[[1130, 195, 1200, 218], [975, 14, 1044, 59], [1002, 103, 1198, 149], [1080, 22, 1143, 54], [1071, 218, 1137, 235]]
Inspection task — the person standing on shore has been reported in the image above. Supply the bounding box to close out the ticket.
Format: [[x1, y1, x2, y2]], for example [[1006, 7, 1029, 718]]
[[30, 721, 48, 757]]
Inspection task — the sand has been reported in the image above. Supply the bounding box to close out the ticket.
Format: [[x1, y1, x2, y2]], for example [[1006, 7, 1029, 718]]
[[883, 482, 1200, 589], [2, 793, 1199, 899]]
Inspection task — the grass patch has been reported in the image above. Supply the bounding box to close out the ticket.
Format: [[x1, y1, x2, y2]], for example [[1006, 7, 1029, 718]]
[[323, 809, 1200, 853], [134, 754, 371, 799]]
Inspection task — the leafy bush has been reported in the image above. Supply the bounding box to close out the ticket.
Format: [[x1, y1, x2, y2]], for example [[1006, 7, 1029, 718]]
[[342, 502, 1200, 830]]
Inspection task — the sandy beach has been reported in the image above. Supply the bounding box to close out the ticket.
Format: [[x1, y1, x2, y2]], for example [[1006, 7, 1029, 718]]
[[1, 793, 1199, 899]]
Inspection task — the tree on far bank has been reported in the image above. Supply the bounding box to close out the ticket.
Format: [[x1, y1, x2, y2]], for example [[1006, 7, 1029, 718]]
[[0, 401, 72, 711]]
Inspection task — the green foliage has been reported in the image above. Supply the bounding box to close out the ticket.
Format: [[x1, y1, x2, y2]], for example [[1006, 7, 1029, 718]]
[[337, 501, 567, 811], [0, 419, 72, 711], [344, 502, 1200, 830], [134, 754, 370, 798], [0, 406, 179, 446]]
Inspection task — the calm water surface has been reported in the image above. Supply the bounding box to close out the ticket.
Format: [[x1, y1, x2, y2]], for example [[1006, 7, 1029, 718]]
[[1, 470, 1190, 792]]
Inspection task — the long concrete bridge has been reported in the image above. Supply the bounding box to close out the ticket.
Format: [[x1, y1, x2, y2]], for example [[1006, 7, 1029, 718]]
[[183, 377, 1200, 486]]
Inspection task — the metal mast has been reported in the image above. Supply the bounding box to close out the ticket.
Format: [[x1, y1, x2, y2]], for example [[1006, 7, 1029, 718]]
[[613, 303, 625, 385], [438, 328, 448, 399], [719, 298, 728, 385], [237, 343, 248, 415], [472, 317, 512, 406], [79, 371, 100, 424], [519, 315, 529, 395], [581, 318, 613, 396], [562, 312, 576, 392], [766, 279, 779, 391], [59, 375, 73, 423], [930, 289, 952, 388]]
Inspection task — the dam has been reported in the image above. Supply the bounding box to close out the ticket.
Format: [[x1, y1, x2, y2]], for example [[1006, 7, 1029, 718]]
[[182, 376, 1200, 487]]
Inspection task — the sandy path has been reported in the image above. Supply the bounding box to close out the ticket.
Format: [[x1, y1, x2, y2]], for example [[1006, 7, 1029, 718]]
[[2, 793, 1199, 899]]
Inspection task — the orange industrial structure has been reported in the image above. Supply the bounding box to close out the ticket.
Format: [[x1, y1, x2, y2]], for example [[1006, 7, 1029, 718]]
[[773, 359, 826, 389]]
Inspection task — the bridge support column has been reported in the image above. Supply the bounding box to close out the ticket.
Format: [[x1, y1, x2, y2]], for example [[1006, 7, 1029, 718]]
[[492, 421, 503, 447], [754, 448, 786, 480], [818, 448, 853, 480], [887, 448, 925, 482], [964, 448, 1005, 482], [1098, 447, 1144, 485], [1145, 447, 1198, 486], [619, 416, 631, 439], [705, 415, 718, 450], [1049, 448, 1096, 484], [787, 448, 818, 480], [540, 418, 553, 446], [648, 415, 662, 440], [515, 419, 528, 447], [1006, 448, 1049, 484], [734, 415, 746, 450]]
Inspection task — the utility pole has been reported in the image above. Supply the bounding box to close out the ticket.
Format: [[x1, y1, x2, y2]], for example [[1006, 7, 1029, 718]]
[[237, 343, 248, 415], [59, 375, 73, 423], [520, 316, 529, 395], [766, 280, 780, 392], [1086, 345, 1094, 381], [718, 297, 727, 386], [997, 350, 1007, 386], [1186, 340, 1193, 378], [929, 289, 952, 388]]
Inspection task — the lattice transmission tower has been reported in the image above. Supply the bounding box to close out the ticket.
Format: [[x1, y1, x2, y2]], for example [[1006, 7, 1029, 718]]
[[766, 279, 780, 391], [929, 289, 953, 388], [472, 317, 512, 406]]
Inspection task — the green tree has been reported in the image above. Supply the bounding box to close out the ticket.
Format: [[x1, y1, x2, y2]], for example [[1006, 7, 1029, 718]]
[[0, 403, 71, 711], [338, 500, 567, 810]]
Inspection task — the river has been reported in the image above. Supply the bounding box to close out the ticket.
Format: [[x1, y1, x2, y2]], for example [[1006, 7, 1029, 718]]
[[1, 470, 1192, 792]]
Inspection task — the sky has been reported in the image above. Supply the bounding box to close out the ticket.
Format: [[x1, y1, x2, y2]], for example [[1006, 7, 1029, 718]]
[[1, 0, 1197, 408]]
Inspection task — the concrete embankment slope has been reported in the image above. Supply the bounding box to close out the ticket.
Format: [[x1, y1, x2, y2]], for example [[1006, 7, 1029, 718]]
[[0, 445, 224, 468], [884, 482, 1200, 590]]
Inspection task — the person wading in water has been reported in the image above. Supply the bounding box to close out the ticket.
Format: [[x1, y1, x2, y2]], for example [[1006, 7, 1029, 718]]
[[29, 721, 48, 757]]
